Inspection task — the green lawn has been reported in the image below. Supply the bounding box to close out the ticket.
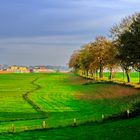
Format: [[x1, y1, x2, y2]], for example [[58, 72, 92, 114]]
[[0, 73, 139, 139], [0, 74, 43, 121], [104, 72, 140, 83]]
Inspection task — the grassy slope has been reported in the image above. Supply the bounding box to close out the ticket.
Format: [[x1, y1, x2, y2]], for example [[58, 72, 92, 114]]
[[1, 116, 140, 140], [0, 73, 140, 139], [28, 73, 140, 127]]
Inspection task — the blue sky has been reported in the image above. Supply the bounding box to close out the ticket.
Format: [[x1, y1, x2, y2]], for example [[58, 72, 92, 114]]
[[0, 0, 140, 66]]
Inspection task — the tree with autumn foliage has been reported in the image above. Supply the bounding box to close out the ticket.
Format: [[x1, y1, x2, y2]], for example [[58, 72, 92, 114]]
[[92, 36, 116, 78], [69, 36, 118, 79], [68, 50, 80, 72], [69, 13, 140, 83]]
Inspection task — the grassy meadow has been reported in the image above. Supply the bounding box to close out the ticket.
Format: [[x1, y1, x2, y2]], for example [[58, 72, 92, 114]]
[[0, 72, 139, 139], [104, 72, 140, 84]]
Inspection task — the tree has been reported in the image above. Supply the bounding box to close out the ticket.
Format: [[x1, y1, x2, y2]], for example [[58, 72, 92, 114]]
[[78, 44, 93, 76], [106, 41, 119, 80], [129, 14, 140, 72], [110, 13, 138, 40], [117, 31, 134, 83], [120, 13, 140, 83], [110, 13, 138, 83], [89, 43, 99, 78], [68, 50, 80, 72], [93, 36, 113, 78], [69, 37, 118, 80]]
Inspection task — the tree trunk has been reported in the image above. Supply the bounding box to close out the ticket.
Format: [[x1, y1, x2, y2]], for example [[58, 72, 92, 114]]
[[83, 70, 86, 75], [99, 66, 103, 78], [95, 69, 98, 78], [90, 70, 93, 77], [123, 69, 125, 82], [125, 70, 130, 83], [86, 70, 88, 76], [109, 67, 113, 80], [139, 71, 140, 84]]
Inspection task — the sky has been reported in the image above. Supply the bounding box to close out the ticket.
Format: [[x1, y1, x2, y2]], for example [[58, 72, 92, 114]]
[[0, 0, 140, 66]]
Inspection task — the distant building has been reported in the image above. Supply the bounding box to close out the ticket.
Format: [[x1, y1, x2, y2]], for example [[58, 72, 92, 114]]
[[33, 66, 48, 73], [1, 65, 67, 73], [7, 65, 30, 73]]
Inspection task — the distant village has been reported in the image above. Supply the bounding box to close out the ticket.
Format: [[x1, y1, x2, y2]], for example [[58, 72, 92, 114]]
[[0, 65, 68, 73]]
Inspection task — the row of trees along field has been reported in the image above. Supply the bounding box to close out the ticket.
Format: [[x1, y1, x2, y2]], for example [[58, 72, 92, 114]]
[[69, 13, 140, 83]]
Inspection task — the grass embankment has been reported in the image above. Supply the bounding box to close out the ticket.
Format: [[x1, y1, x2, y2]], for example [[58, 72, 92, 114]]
[[2, 116, 140, 140], [0, 73, 140, 139]]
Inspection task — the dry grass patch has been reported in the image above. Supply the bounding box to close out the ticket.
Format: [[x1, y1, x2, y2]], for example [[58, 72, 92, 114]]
[[75, 84, 140, 101]]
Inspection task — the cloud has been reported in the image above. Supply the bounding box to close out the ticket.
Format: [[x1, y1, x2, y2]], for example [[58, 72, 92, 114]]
[[0, 0, 140, 65], [0, 35, 88, 65]]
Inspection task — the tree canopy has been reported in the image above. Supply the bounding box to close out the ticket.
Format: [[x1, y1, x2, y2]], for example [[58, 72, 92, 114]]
[[69, 12, 140, 83]]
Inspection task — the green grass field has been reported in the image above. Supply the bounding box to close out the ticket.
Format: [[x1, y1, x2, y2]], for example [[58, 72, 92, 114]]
[[0, 73, 139, 139], [104, 72, 140, 83], [2, 116, 140, 140]]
